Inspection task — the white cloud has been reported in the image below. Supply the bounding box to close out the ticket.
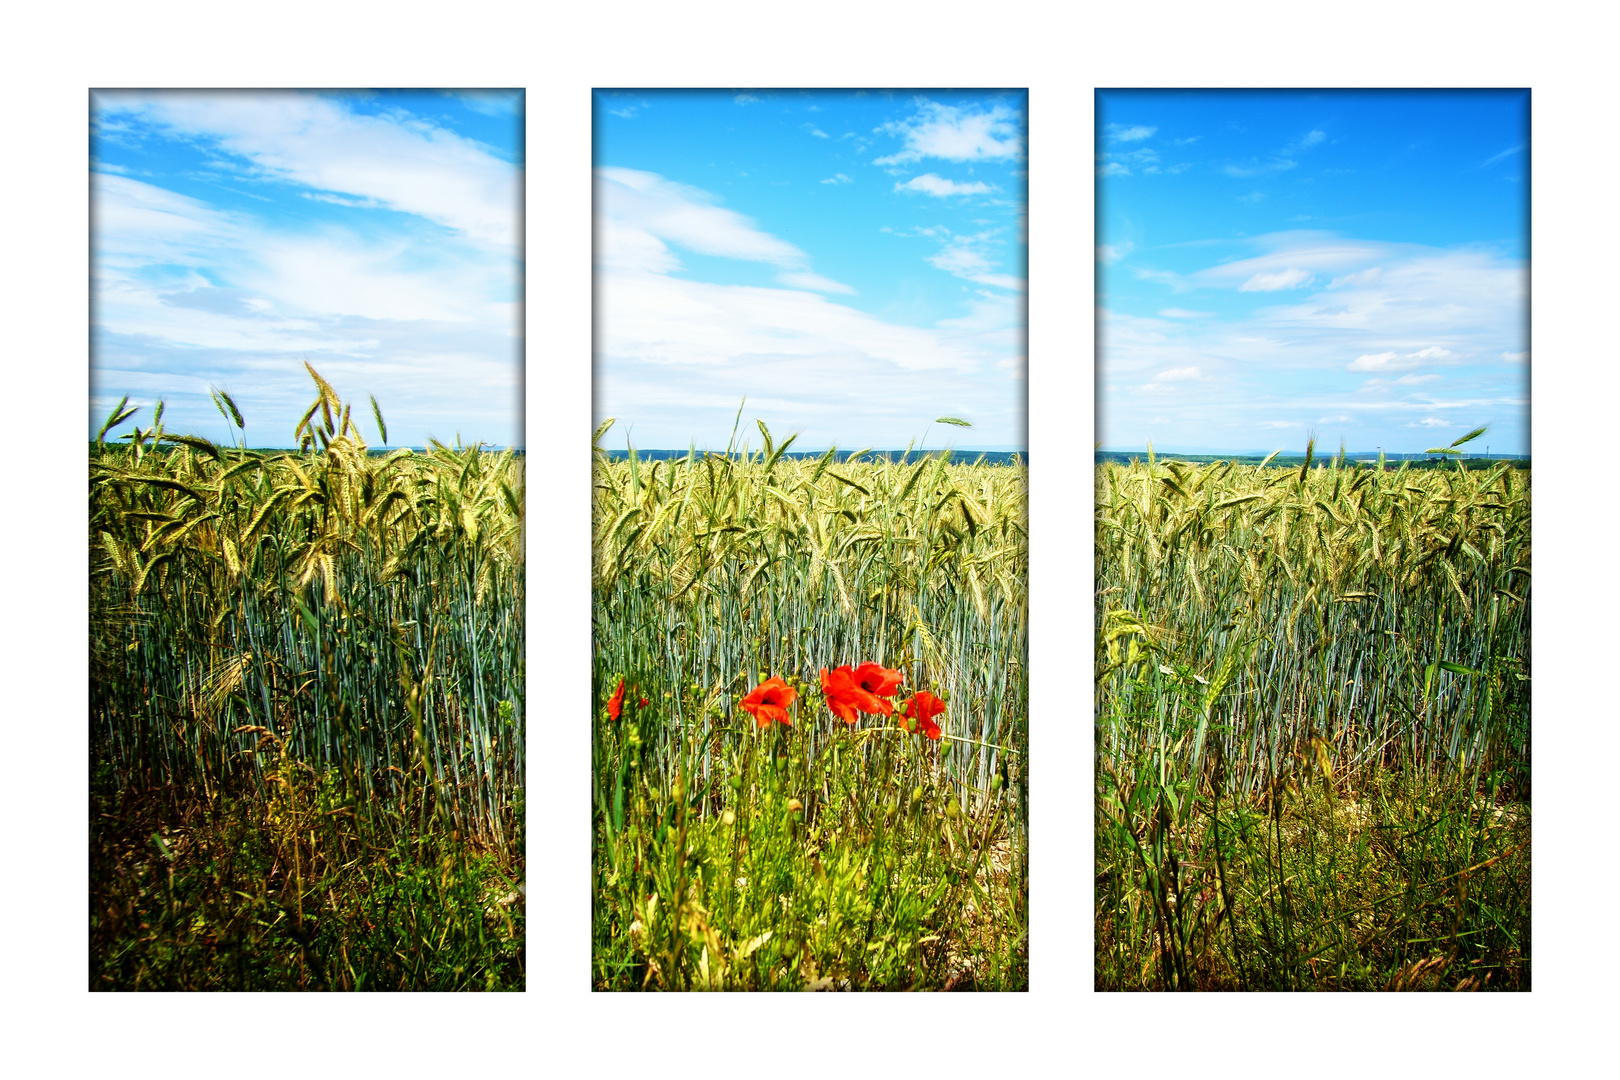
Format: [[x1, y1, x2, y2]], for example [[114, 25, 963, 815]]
[[1347, 351, 1399, 372], [1157, 308, 1213, 319], [1348, 346, 1454, 372], [895, 174, 994, 197], [594, 169, 1023, 448], [1097, 242, 1134, 265], [1501, 350, 1528, 362], [91, 169, 519, 447], [873, 99, 1024, 166], [1152, 366, 1202, 382], [1097, 162, 1130, 177], [1097, 231, 1527, 452], [820, 173, 853, 185], [927, 244, 990, 276], [734, 93, 760, 105], [923, 235, 1024, 291], [1240, 267, 1314, 292], [1415, 417, 1450, 428], [596, 167, 809, 269], [1107, 124, 1157, 142], [806, 126, 829, 139], [92, 90, 520, 248], [1189, 233, 1384, 291]]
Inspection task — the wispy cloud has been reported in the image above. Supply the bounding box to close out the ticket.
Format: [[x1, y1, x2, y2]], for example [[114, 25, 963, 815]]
[[1222, 129, 1328, 179], [596, 167, 815, 270], [820, 173, 853, 185], [923, 232, 1025, 291], [1348, 346, 1454, 372], [1098, 231, 1526, 452], [895, 174, 994, 197], [1097, 242, 1134, 265], [777, 271, 856, 295], [1239, 267, 1313, 292], [1106, 124, 1157, 142], [594, 167, 1022, 448], [92, 90, 521, 249], [1480, 143, 1524, 168]]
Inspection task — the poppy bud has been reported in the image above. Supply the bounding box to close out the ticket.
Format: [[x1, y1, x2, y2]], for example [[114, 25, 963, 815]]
[[991, 774, 1004, 792], [786, 797, 804, 814], [721, 809, 736, 826], [945, 800, 960, 819], [911, 784, 925, 804]]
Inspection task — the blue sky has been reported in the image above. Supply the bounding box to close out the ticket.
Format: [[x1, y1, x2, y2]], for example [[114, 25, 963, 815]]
[[594, 89, 1027, 452], [91, 89, 523, 449], [1097, 89, 1529, 456]]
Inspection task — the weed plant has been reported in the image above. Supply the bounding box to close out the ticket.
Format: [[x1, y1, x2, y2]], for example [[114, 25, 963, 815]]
[[592, 419, 1028, 990], [89, 366, 524, 989], [1095, 442, 1530, 990]]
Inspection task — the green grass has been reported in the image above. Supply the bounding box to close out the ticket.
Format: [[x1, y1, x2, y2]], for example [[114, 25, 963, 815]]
[[89, 369, 523, 990], [592, 422, 1027, 990], [1095, 444, 1530, 991], [90, 757, 524, 991]]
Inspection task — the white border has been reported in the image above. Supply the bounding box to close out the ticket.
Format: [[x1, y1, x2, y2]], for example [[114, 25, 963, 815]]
[[6, 3, 1615, 1077]]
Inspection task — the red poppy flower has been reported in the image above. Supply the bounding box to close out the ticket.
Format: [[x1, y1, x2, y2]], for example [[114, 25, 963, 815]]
[[900, 691, 946, 740], [820, 665, 891, 724], [638, 696, 650, 709], [852, 662, 904, 698], [741, 677, 797, 727], [607, 678, 625, 720]]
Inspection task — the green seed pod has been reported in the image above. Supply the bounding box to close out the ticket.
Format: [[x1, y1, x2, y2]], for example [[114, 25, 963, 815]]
[[945, 799, 960, 819], [721, 808, 736, 826], [990, 774, 1004, 792], [911, 784, 926, 805]]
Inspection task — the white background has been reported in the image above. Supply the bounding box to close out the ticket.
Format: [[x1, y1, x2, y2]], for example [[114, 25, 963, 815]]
[[5, 2, 1613, 1075]]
